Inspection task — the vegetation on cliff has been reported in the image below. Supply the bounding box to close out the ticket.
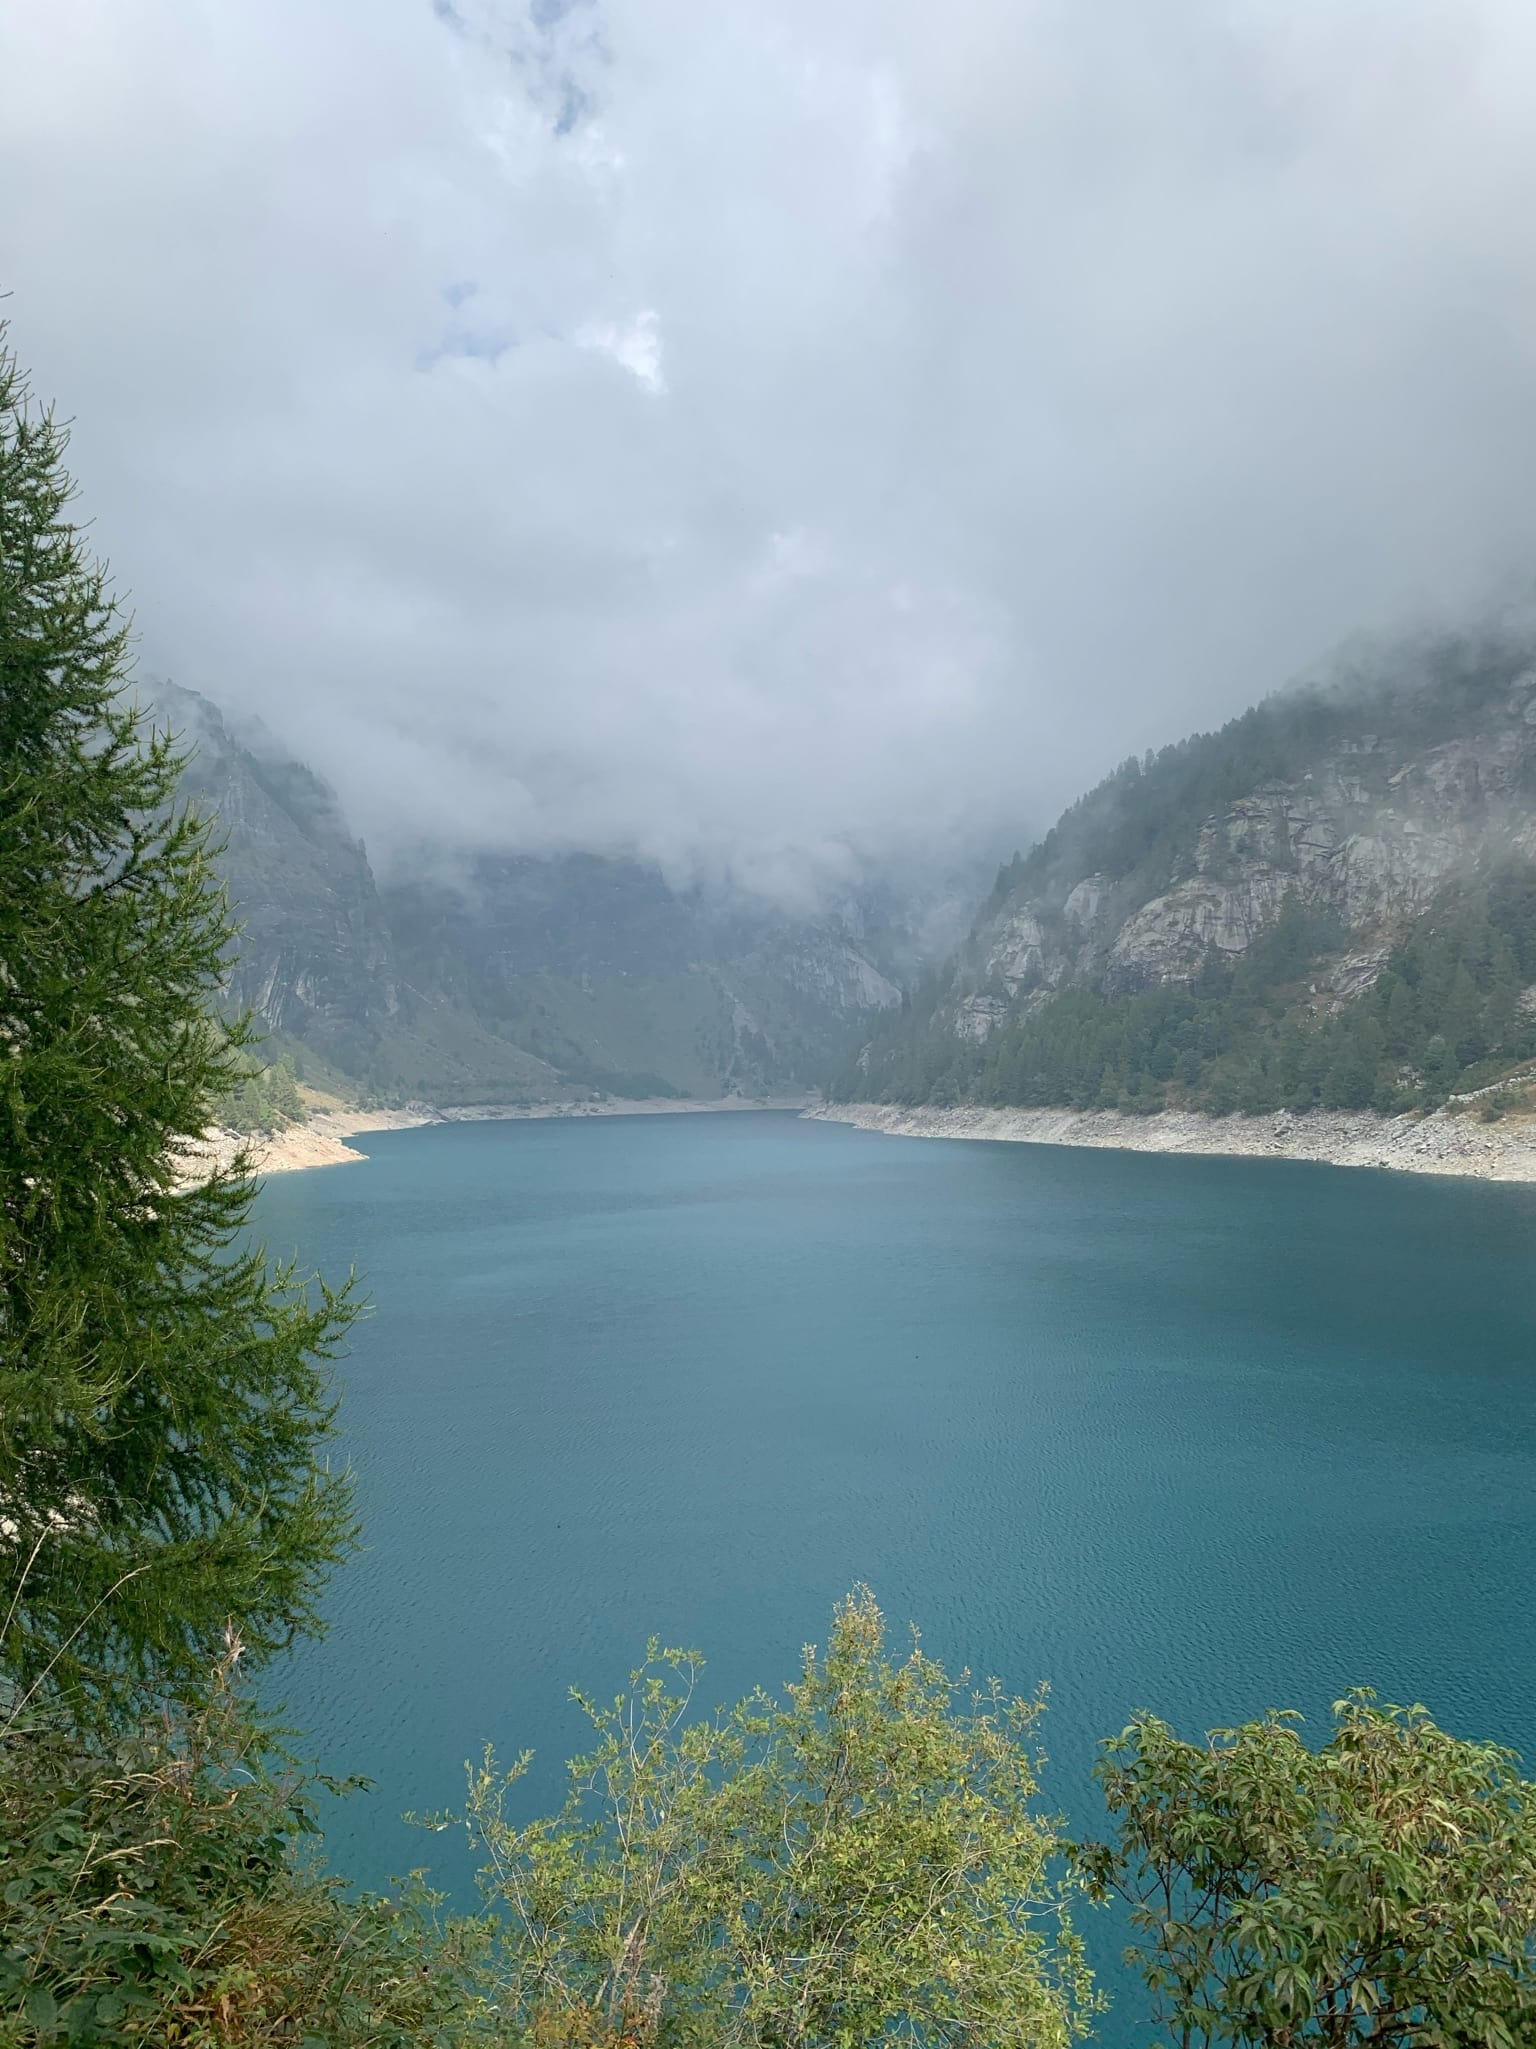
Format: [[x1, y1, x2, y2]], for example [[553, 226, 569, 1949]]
[[986, 639, 1525, 927], [839, 643, 1536, 1117], [843, 869, 1536, 1115], [215, 1055, 307, 1137]]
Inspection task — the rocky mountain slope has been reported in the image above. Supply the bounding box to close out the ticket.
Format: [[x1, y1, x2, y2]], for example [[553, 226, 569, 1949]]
[[382, 855, 914, 1101], [149, 682, 943, 1106], [159, 685, 403, 1069], [841, 637, 1536, 1117]]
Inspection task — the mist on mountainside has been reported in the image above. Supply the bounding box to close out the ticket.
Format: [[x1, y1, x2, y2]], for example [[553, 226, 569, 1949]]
[[150, 679, 984, 1107]]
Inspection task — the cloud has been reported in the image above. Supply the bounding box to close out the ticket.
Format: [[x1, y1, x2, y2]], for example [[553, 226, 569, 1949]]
[[5, 0, 1536, 896], [575, 308, 664, 393]]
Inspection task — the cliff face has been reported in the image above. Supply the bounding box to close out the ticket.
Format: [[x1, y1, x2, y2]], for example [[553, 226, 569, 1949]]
[[151, 683, 402, 1070], [952, 657, 1536, 1034], [845, 640, 1536, 1118], [150, 683, 925, 1104]]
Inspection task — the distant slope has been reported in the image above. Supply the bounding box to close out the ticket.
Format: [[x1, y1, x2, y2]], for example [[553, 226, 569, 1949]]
[[382, 855, 923, 1101], [841, 637, 1536, 1118], [159, 683, 399, 1070], [148, 682, 940, 1107]]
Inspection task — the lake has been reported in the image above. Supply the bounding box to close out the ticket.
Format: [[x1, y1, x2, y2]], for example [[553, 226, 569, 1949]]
[[255, 1110, 1536, 2043]]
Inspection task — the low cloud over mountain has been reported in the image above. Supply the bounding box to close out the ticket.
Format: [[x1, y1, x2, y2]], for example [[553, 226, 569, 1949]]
[[8, 2, 1536, 895]]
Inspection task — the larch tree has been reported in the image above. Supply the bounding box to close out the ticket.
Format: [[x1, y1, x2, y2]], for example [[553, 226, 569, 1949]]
[[0, 327, 357, 1722]]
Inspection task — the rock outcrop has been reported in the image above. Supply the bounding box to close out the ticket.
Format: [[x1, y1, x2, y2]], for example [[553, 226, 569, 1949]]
[[150, 682, 402, 1070], [945, 657, 1536, 1035]]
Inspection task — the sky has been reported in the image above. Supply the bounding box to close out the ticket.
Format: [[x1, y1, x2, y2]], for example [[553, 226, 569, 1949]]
[[5, 0, 1536, 902]]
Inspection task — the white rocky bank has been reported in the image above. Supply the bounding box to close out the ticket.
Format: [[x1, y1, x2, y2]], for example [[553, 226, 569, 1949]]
[[177, 1105, 435, 1182], [807, 1101, 1536, 1181]]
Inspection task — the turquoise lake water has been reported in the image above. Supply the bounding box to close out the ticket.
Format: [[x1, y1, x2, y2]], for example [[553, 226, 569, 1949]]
[[254, 1111, 1536, 2043]]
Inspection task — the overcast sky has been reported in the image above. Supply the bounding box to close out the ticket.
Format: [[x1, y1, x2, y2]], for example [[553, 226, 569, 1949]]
[[5, 1, 1536, 899]]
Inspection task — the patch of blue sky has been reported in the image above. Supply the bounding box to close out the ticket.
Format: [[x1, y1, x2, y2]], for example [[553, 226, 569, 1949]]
[[416, 322, 516, 373]]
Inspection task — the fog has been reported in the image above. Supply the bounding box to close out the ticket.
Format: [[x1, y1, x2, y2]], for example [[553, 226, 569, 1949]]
[[5, 0, 1536, 899]]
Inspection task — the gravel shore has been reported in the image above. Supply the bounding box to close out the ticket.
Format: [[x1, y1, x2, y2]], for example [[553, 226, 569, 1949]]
[[186, 1094, 813, 1179], [806, 1101, 1536, 1181], [179, 1105, 437, 1181]]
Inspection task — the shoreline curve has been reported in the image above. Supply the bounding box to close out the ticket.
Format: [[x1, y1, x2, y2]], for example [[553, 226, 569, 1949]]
[[804, 1101, 1536, 1182]]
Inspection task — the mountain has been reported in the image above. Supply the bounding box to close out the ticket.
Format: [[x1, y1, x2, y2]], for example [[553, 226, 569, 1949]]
[[381, 855, 917, 1101], [149, 682, 953, 1106], [840, 636, 1536, 1119], [158, 686, 402, 1065]]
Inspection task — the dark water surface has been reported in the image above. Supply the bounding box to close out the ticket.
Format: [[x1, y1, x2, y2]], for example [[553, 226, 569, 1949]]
[[255, 1112, 1536, 2042]]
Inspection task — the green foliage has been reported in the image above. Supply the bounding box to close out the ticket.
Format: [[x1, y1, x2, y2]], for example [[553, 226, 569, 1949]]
[[216, 1056, 306, 1137], [1079, 1693, 1536, 2046], [0, 329, 357, 1721], [844, 871, 1536, 1118], [455, 1588, 1096, 2048], [0, 1653, 496, 2047]]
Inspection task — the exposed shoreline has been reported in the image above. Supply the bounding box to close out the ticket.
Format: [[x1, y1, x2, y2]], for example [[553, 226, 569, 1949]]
[[181, 1105, 437, 1180], [805, 1101, 1536, 1182], [193, 1094, 813, 1179], [183, 1094, 1536, 1184], [432, 1093, 813, 1125], [190, 1094, 1536, 1183]]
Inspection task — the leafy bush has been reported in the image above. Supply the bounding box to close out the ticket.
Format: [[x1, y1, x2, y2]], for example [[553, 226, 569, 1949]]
[[1079, 1693, 1536, 2047], [453, 1589, 1097, 2049], [0, 1653, 497, 2047]]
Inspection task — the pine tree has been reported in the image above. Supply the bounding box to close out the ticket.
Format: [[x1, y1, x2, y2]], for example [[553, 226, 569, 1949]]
[[0, 330, 357, 1721]]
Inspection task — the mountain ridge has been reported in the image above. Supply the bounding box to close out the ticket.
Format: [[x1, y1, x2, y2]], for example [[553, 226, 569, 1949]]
[[147, 680, 957, 1107], [839, 634, 1536, 1121]]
